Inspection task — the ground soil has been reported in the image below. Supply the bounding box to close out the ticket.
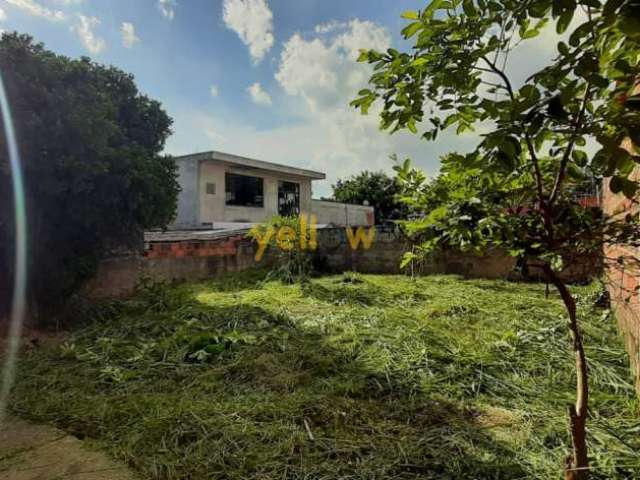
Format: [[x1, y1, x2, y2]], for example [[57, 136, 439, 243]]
[[0, 417, 137, 480]]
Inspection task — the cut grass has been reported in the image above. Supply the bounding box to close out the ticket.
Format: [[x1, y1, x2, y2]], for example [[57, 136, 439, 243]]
[[8, 272, 640, 479]]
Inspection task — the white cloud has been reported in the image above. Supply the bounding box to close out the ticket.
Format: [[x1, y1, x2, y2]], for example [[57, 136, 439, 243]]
[[210, 85, 219, 97], [222, 0, 273, 64], [4, 0, 65, 21], [275, 19, 390, 112], [120, 22, 140, 48], [158, 0, 176, 20], [52, 0, 84, 5], [314, 20, 347, 34], [247, 82, 272, 106], [71, 14, 105, 54], [0, 8, 6, 21], [268, 19, 442, 189]]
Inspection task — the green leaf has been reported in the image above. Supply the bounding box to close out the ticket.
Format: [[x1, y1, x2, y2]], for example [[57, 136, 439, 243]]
[[615, 149, 635, 175], [400, 10, 419, 19], [443, 114, 459, 128], [609, 175, 625, 194], [569, 21, 593, 46], [357, 50, 370, 62], [571, 149, 588, 166], [567, 163, 585, 180], [411, 57, 429, 67], [556, 10, 574, 34], [462, 0, 477, 16], [408, 118, 418, 134], [521, 28, 540, 39], [402, 22, 423, 38], [557, 41, 570, 55], [519, 85, 539, 101], [400, 252, 419, 269], [611, 176, 639, 198]]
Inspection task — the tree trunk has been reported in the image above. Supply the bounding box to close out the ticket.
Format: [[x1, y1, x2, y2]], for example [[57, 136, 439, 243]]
[[545, 267, 589, 480]]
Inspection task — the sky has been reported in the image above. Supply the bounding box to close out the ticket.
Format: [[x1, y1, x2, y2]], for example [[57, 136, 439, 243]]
[[0, 0, 570, 197]]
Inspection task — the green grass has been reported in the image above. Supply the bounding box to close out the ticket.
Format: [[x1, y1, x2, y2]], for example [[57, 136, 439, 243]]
[[9, 272, 640, 479]]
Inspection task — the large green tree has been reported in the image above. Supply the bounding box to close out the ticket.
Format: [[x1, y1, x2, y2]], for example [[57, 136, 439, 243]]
[[0, 33, 179, 319], [332, 170, 407, 224], [352, 1, 640, 478]]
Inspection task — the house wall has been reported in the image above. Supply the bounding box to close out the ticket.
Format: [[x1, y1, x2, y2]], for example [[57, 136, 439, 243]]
[[311, 200, 375, 226], [173, 159, 314, 227], [172, 157, 200, 229]]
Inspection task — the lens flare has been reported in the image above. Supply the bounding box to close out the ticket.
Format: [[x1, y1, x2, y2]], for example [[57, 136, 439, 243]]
[[0, 71, 28, 426]]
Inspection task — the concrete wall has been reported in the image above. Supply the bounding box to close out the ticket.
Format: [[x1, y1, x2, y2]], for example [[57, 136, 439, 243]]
[[172, 157, 200, 229], [172, 159, 314, 227], [313, 228, 595, 280], [311, 200, 375, 226]]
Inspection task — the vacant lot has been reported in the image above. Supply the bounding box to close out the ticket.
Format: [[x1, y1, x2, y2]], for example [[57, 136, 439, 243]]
[[8, 273, 640, 479]]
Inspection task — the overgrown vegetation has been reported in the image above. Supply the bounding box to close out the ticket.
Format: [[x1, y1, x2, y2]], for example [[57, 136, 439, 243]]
[[9, 273, 639, 479], [247, 215, 316, 283], [0, 33, 179, 319]]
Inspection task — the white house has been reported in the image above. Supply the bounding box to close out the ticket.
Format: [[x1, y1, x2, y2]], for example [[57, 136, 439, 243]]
[[171, 151, 374, 229]]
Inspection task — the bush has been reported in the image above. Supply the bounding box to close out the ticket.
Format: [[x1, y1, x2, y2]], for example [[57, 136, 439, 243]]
[[0, 34, 179, 320]]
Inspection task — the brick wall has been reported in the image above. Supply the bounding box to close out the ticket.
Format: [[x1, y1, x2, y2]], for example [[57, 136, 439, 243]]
[[603, 133, 640, 395], [85, 234, 259, 298], [602, 78, 640, 393]]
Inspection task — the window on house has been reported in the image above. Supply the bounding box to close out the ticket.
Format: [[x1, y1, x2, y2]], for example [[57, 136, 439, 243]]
[[225, 173, 264, 207], [205, 183, 216, 195]]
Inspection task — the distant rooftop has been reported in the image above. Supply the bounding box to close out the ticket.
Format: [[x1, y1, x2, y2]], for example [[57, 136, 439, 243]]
[[174, 151, 326, 180]]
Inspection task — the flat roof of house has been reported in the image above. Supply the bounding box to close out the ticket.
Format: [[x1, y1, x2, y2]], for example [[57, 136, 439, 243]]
[[174, 151, 326, 180]]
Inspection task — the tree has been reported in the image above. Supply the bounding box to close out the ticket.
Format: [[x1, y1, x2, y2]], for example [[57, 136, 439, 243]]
[[0, 33, 179, 319], [352, 1, 640, 478], [332, 170, 407, 223]]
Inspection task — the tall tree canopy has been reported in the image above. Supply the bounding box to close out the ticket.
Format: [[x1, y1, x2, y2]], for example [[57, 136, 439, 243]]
[[332, 170, 407, 223], [0, 33, 179, 318], [352, 1, 640, 478]]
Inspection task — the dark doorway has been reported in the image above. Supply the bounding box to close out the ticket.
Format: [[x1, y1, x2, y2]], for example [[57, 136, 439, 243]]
[[278, 181, 300, 216]]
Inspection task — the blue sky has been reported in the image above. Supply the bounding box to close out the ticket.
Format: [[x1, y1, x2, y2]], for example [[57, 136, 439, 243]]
[[0, 0, 565, 196]]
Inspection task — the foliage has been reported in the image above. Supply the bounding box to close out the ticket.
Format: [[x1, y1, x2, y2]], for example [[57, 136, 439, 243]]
[[10, 273, 639, 479], [352, 2, 640, 476], [393, 156, 629, 273], [0, 33, 179, 317], [247, 215, 315, 283], [332, 169, 407, 223], [350, 0, 640, 272], [352, 1, 640, 185]]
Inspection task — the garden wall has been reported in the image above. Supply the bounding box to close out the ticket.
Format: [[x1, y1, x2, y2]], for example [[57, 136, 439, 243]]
[[602, 137, 640, 395], [86, 226, 597, 299]]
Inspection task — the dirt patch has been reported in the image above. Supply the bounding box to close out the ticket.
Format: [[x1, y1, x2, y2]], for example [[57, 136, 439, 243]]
[[0, 417, 137, 480]]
